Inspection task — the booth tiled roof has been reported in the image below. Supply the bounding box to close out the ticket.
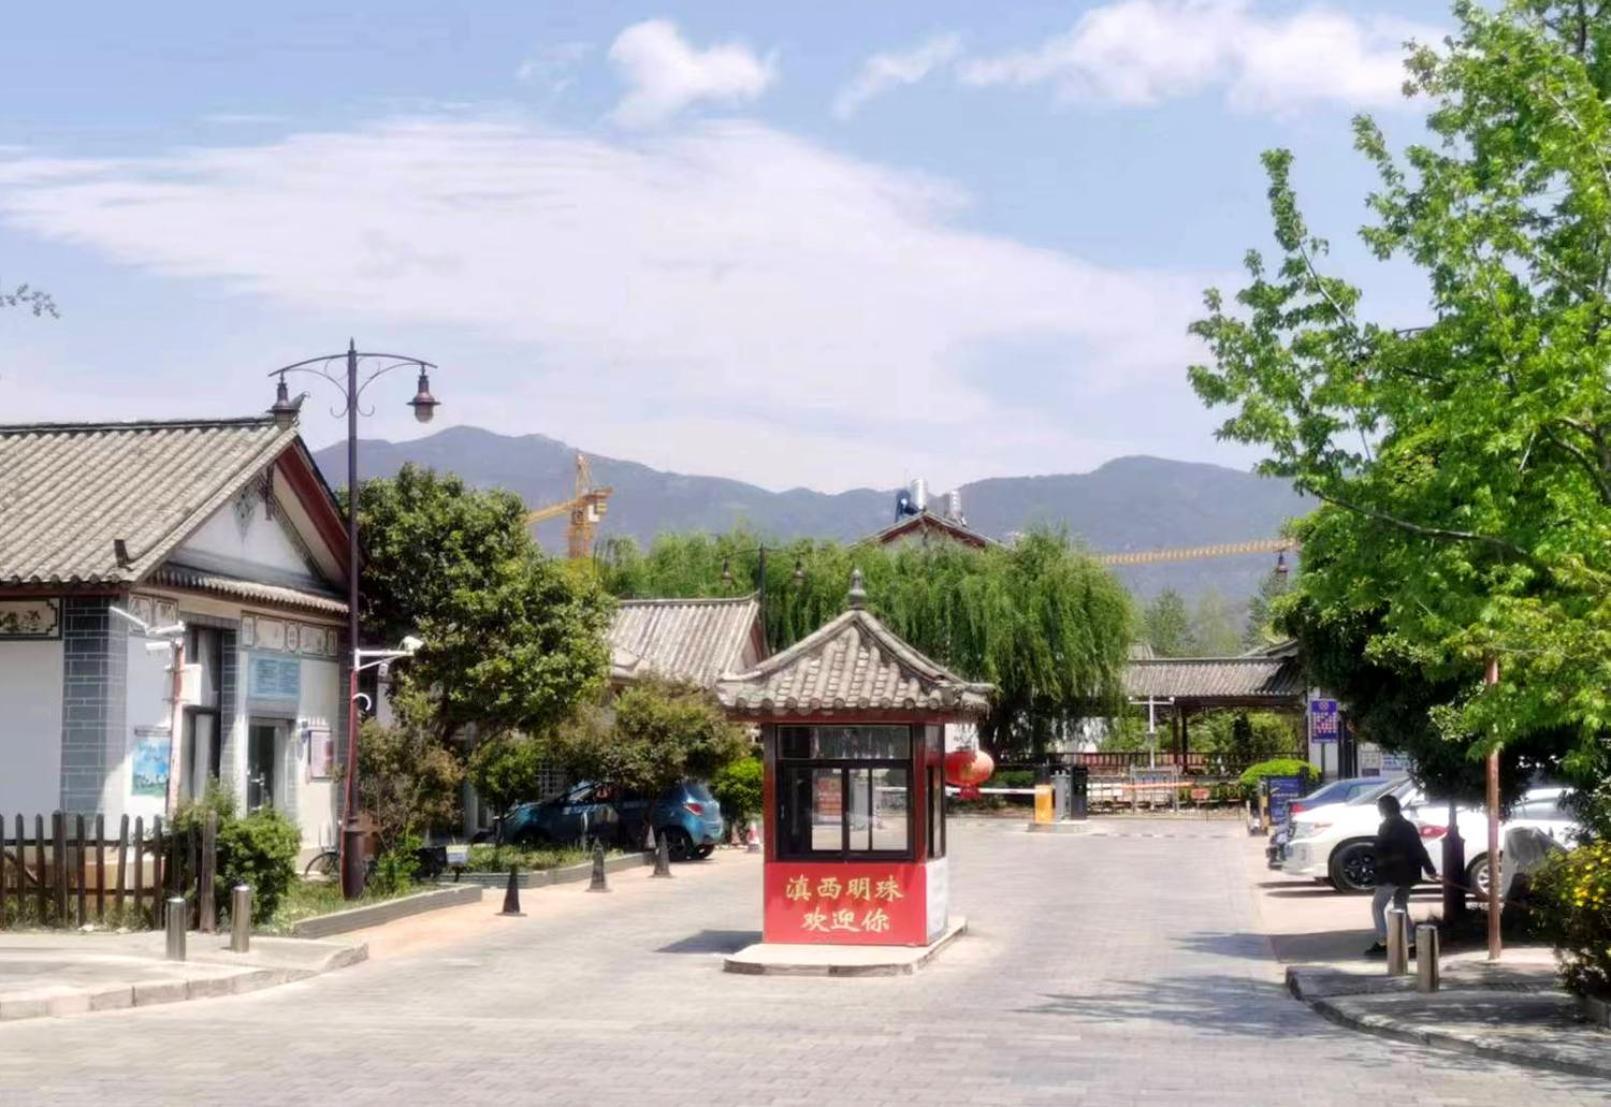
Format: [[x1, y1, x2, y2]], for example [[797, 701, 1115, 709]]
[[608, 596, 763, 688], [715, 607, 992, 718], [0, 418, 301, 586], [1123, 656, 1304, 702]]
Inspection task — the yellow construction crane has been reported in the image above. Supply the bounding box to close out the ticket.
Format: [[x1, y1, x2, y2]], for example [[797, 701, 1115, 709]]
[[524, 452, 613, 559], [1095, 537, 1296, 566]]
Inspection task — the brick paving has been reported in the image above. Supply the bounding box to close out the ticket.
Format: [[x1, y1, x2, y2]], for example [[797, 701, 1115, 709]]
[[0, 817, 1605, 1105]]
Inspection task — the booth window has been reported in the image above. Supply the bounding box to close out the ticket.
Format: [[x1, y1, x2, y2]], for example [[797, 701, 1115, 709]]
[[777, 726, 913, 861]]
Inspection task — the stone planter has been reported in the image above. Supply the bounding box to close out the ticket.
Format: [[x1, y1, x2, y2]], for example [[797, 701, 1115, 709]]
[[288, 884, 483, 939], [1577, 992, 1611, 1028]]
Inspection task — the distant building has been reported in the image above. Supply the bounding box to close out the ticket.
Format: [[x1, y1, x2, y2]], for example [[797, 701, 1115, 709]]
[[861, 478, 994, 550], [607, 595, 768, 688], [0, 417, 351, 855]]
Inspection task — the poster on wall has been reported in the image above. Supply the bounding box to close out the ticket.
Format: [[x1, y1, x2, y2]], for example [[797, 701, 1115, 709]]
[[306, 724, 334, 780], [131, 727, 171, 797]]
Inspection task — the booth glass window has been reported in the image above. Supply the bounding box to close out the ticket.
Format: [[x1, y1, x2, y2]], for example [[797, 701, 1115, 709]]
[[925, 725, 945, 859], [777, 726, 914, 861]]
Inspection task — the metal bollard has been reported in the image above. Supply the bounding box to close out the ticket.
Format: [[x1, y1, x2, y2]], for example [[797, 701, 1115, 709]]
[[652, 829, 673, 878], [1385, 908, 1410, 976], [588, 839, 610, 894], [230, 885, 252, 953], [165, 896, 187, 961], [1415, 923, 1440, 993]]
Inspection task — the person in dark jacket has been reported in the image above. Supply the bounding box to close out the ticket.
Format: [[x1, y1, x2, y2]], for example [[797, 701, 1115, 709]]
[[1366, 793, 1437, 955]]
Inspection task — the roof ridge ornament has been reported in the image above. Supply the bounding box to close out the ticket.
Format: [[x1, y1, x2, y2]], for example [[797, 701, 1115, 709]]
[[847, 567, 867, 610]]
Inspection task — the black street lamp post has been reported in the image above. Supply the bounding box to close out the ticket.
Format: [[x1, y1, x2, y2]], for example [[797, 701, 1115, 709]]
[[721, 548, 805, 650], [269, 340, 440, 899]]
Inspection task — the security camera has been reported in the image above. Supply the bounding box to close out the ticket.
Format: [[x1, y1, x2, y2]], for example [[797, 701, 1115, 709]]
[[400, 635, 424, 655], [149, 622, 186, 638], [144, 640, 172, 655]]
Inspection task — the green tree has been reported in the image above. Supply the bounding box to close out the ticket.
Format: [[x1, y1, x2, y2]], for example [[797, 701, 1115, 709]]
[[1189, 589, 1242, 657], [465, 733, 551, 819], [600, 528, 1134, 759], [353, 702, 464, 860], [1243, 569, 1289, 651], [1, 280, 55, 316], [1187, 1, 1611, 811], [545, 679, 751, 844], [1143, 589, 1193, 657], [356, 464, 614, 741]]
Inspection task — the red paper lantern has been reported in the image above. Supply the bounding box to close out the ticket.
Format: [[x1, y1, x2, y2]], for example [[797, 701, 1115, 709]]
[[945, 747, 994, 789]]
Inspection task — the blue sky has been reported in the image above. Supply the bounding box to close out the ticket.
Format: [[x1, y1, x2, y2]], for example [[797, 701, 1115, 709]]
[[0, 1, 1449, 491]]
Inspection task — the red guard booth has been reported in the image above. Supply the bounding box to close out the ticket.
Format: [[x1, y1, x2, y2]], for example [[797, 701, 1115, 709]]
[[716, 571, 992, 947]]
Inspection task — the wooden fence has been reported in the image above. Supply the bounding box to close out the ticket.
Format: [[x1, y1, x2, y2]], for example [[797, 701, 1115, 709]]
[[0, 811, 218, 931]]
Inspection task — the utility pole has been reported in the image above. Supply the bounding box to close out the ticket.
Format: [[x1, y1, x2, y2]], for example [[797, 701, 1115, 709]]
[[1485, 657, 1502, 961]]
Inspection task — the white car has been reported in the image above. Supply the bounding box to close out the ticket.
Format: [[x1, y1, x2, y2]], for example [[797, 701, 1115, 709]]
[[1407, 786, 1577, 899], [1284, 780, 1576, 895], [1282, 779, 1421, 892]]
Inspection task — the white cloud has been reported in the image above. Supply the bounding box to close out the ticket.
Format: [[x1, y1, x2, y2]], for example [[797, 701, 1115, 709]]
[[516, 41, 592, 99], [0, 116, 1214, 490], [960, 1, 1436, 113], [833, 33, 963, 119], [607, 20, 775, 128]]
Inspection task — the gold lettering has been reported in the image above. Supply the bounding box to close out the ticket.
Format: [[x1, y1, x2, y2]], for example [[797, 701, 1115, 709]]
[[784, 875, 811, 902]]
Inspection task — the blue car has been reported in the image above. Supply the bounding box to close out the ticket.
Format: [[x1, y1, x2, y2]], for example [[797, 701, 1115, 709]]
[[499, 780, 725, 861]]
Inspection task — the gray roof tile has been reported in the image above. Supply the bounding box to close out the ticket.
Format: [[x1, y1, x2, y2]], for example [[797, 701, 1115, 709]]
[[0, 418, 300, 585], [716, 608, 992, 718], [607, 595, 763, 688], [1123, 656, 1304, 701]]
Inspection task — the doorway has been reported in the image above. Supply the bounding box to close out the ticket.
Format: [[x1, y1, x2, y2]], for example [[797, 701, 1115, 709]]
[[247, 721, 286, 812]]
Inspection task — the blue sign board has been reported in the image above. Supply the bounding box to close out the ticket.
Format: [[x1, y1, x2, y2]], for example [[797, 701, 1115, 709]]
[[249, 655, 301, 702], [1310, 698, 1339, 743], [1265, 775, 1305, 824]]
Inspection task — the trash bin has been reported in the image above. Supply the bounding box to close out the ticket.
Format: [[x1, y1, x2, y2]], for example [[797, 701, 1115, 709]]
[[1069, 765, 1089, 821]]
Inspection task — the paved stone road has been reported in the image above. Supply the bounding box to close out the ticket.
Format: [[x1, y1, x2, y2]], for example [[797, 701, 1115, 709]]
[[1, 818, 1606, 1105]]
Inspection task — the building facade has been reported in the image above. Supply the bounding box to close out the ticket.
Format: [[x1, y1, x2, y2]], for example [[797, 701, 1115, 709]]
[[0, 418, 351, 856]]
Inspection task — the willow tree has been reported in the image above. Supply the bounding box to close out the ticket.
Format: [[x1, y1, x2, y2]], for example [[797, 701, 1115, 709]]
[[600, 528, 1134, 758], [1188, 1, 1611, 826]]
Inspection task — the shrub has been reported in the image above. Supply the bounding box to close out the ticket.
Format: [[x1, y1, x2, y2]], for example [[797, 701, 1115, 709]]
[[711, 754, 763, 833], [1534, 840, 1611, 999], [353, 712, 463, 856], [368, 833, 422, 896], [173, 785, 300, 923], [1238, 758, 1320, 789]]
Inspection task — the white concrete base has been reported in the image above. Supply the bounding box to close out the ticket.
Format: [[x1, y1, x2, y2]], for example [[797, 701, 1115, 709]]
[[1025, 821, 1092, 834], [723, 917, 967, 976]]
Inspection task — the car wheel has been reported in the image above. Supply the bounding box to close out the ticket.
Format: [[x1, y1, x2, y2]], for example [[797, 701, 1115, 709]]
[[1467, 856, 1499, 900], [1328, 841, 1377, 894], [663, 828, 694, 862], [695, 844, 715, 859]]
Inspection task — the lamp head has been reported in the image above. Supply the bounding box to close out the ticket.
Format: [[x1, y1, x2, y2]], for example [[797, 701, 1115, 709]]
[[269, 374, 302, 429], [408, 370, 439, 424], [400, 635, 424, 655]]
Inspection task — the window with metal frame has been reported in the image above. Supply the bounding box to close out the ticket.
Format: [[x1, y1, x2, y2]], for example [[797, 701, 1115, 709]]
[[776, 725, 914, 861]]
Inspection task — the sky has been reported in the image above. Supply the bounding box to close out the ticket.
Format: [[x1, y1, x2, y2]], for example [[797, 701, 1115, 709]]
[[0, 1, 1451, 493]]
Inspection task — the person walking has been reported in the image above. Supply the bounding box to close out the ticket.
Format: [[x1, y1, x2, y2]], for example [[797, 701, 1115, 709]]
[[1365, 792, 1437, 956]]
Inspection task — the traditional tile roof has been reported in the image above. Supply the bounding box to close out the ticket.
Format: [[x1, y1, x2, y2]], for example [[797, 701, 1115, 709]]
[[716, 604, 993, 718], [860, 510, 994, 550], [147, 565, 347, 616], [0, 418, 302, 586], [1123, 655, 1304, 703], [607, 595, 765, 689]]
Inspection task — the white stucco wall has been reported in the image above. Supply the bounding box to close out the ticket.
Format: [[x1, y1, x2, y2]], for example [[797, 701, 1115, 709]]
[[177, 493, 318, 581], [0, 640, 64, 812], [109, 634, 175, 824], [289, 656, 342, 852]]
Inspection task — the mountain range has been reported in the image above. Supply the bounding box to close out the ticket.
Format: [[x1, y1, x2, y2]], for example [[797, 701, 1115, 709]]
[[313, 426, 1308, 603]]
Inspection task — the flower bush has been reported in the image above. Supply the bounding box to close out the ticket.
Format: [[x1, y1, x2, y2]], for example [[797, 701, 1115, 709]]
[[1534, 840, 1611, 999]]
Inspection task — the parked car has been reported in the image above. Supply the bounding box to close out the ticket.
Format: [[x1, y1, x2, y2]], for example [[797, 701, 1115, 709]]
[[1284, 780, 1577, 895], [1282, 778, 1422, 892], [1407, 785, 1577, 899], [495, 780, 726, 861], [1266, 776, 1400, 870]]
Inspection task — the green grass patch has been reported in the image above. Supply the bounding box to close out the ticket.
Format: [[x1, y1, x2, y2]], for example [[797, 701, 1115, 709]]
[[463, 843, 618, 874], [263, 878, 427, 933]]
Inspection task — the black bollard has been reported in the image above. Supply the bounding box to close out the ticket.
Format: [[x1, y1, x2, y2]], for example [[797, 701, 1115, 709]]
[[499, 864, 525, 916], [652, 828, 673, 878], [588, 839, 610, 893]]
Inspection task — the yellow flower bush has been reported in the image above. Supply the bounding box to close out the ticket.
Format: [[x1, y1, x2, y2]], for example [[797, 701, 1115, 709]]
[[1536, 841, 1611, 998]]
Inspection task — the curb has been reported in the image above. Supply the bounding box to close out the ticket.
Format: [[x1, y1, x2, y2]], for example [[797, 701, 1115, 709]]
[[288, 884, 483, 938], [1287, 969, 1611, 1080], [446, 852, 652, 890], [0, 946, 367, 1023]]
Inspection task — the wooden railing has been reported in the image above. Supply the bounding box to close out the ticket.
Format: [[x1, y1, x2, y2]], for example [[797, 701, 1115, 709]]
[[0, 810, 217, 930]]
